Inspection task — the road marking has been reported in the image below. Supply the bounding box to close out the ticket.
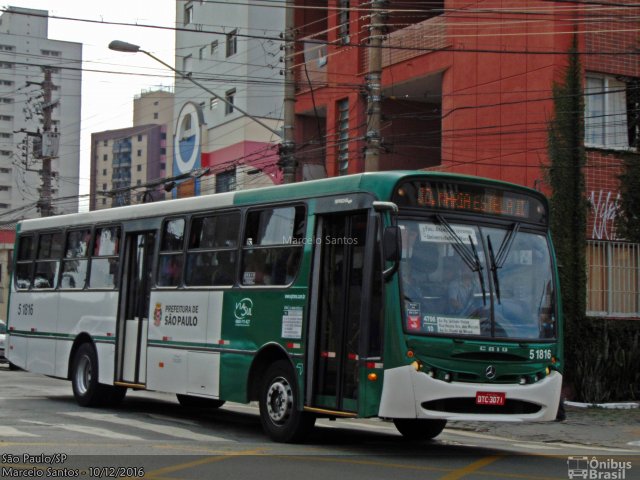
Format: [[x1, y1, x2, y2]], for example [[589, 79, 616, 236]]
[[0, 426, 40, 437], [627, 440, 640, 447], [21, 419, 143, 441], [62, 411, 233, 442], [438, 455, 501, 480], [144, 448, 266, 478]]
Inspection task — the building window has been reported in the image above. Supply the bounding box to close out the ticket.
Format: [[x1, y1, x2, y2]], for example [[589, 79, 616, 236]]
[[137, 179, 142, 186], [184, 4, 193, 25], [182, 54, 193, 73], [0, 98, 12, 104], [216, 168, 236, 193], [160, 147, 166, 155], [0, 62, 14, 69], [137, 149, 142, 157], [154, 112, 159, 119], [0, 80, 13, 86], [585, 74, 639, 149], [41, 49, 61, 57], [0, 45, 15, 51], [210, 97, 219, 110], [199, 46, 206, 60], [0, 115, 12, 121], [338, 0, 350, 44], [226, 30, 238, 57], [103, 140, 108, 147], [225, 89, 236, 115], [587, 240, 639, 317], [137, 134, 142, 141], [102, 169, 107, 176], [137, 164, 142, 172], [211, 40, 219, 56], [0, 133, 11, 139], [0, 150, 11, 156], [102, 198, 106, 205], [103, 154, 108, 161], [337, 98, 349, 175]]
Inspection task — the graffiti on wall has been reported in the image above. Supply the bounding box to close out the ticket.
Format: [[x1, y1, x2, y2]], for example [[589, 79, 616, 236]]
[[589, 190, 620, 240]]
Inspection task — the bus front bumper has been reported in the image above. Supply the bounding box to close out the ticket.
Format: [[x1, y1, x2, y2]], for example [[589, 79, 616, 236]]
[[378, 366, 562, 422]]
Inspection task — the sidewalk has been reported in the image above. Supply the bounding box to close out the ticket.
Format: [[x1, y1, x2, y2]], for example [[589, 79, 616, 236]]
[[453, 404, 640, 450]]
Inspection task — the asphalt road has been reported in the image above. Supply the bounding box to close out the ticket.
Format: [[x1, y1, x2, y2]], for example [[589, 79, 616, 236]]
[[0, 364, 638, 480]]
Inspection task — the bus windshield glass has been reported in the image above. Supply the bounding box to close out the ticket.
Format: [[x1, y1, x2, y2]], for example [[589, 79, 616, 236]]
[[399, 219, 555, 340]]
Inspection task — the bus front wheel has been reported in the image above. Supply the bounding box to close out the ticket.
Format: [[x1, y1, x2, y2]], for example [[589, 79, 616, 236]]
[[71, 343, 126, 407], [259, 360, 315, 443], [393, 418, 447, 440]]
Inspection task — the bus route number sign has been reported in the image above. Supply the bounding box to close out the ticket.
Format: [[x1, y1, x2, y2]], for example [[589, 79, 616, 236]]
[[475, 391, 506, 406]]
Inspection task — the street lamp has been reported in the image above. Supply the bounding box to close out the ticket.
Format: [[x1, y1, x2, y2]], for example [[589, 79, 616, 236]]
[[108, 40, 282, 139]]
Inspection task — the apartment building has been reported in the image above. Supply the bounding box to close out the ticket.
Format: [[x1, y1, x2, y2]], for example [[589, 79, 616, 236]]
[[0, 6, 82, 219]]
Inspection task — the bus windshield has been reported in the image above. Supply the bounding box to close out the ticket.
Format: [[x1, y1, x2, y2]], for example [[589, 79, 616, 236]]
[[399, 218, 555, 340]]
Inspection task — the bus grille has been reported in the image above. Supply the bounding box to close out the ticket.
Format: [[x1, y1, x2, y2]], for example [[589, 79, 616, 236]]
[[422, 398, 542, 415]]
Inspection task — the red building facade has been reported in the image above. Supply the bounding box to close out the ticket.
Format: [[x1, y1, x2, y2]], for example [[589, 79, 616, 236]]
[[294, 0, 639, 317]]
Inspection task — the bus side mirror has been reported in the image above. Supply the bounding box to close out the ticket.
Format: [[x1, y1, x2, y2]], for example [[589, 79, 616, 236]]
[[382, 226, 401, 281]]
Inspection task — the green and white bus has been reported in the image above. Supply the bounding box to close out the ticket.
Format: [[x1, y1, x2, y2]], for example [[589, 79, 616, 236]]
[[7, 171, 563, 442]]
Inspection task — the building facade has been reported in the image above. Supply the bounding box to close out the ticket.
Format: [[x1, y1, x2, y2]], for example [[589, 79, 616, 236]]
[[0, 6, 82, 219], [172, 0, 284, 196], [294, 0, 639, 318]]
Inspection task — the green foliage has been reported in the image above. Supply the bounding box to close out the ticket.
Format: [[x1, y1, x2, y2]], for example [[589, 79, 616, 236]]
[[546, 39, 588, 383], [615, 151, 640, 243], [573, 318, 640, 402]]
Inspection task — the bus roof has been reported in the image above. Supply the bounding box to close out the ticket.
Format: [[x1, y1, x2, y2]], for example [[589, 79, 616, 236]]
[[18, 171, 545, 232]]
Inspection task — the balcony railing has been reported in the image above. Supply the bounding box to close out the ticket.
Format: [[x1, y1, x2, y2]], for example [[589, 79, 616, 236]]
[[363, 15, 449, 70]]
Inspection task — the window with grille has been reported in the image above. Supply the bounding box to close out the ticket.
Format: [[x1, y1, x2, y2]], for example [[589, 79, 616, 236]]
[[337, 99, 349, 175]]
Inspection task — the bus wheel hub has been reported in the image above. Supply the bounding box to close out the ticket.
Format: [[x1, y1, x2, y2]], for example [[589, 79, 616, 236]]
[[267, 377, 292, 424]]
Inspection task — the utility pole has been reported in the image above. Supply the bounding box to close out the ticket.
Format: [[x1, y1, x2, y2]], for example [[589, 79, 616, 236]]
[[281, 0, 297, 183], [38, 67, 56, 217], [364, 0, 384, 172]]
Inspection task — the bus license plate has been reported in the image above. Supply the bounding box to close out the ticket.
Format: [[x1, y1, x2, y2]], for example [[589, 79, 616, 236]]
[[476, 392, 506, 406]]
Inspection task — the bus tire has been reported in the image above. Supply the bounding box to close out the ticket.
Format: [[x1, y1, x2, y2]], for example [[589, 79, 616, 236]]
[[176, 394, 225, 409], [393, 419, 447, 440], [71, 343, 110, 407], [259, 360, 315, 443]]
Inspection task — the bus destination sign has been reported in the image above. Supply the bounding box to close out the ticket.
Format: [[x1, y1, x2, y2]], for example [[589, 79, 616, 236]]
[[393, 180, 547, 223]]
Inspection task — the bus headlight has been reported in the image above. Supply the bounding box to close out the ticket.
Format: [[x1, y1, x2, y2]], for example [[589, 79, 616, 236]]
[[519, 377, 527, 385]]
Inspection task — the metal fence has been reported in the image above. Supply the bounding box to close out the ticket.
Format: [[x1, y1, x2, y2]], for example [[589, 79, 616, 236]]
[[587, 240, 639, 318]]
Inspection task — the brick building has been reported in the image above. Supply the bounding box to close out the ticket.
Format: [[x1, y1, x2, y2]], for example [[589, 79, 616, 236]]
[[294, 0, 639, 318]]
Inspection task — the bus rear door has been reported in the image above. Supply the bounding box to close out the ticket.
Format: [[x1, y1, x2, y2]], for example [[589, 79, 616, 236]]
[[115, 230, 156, 387]]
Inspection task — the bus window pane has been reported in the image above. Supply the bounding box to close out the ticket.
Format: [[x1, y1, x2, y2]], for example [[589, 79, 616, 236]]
[[157, 253, 183, 287], [61, 259, 88, 289], [37, 232, 63, 259], [94, 227, 120, 256], [189, 212, 239, 249], [244, 207, 305, 246], [161, 218, 185, 252], [241, 247, 301, 286], [15, 263, 32, 289], [66, 229, 91, 258], [185, 250, 236, 286], [17, 235, 34, 260], [89, 258, 118, 288], [34, 261, 59, 289]]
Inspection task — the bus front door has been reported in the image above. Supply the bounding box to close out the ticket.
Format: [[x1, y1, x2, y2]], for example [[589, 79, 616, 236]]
[[116, 231, 156, 387], [310, 213, 369, 413]]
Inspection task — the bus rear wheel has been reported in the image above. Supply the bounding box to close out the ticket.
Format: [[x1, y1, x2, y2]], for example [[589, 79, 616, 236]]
[[393, 419, 447, 440], [176, 394, 225, 409], [259, 360, 315, 443], [71, 343, 126, 407]]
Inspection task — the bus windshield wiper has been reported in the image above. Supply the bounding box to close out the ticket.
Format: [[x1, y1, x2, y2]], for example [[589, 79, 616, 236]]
[[487, 235, 501, 304], [485, 223, 520, 304], [435, 215, 486, 305]]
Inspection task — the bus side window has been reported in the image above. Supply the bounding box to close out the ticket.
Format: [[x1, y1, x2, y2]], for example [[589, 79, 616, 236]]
[[34, 231, 63, 289], [89, 226, 121, 289], [157, 217, 185, 287], [185, 212, 239, 287], [61, 228, 91, 289], [15, 234, 35, 289], [241, 206, 305, 286]]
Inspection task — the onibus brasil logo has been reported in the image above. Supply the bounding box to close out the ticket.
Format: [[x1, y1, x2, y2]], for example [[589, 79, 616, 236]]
[[567, 456, 632, 479]]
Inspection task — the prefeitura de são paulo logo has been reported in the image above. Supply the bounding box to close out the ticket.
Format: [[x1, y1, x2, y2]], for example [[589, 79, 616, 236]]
[[154, 303, 162, 327]]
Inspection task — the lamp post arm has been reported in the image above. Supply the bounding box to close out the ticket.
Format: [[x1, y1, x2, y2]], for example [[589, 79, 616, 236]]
[[140, 49, 282, 139]]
